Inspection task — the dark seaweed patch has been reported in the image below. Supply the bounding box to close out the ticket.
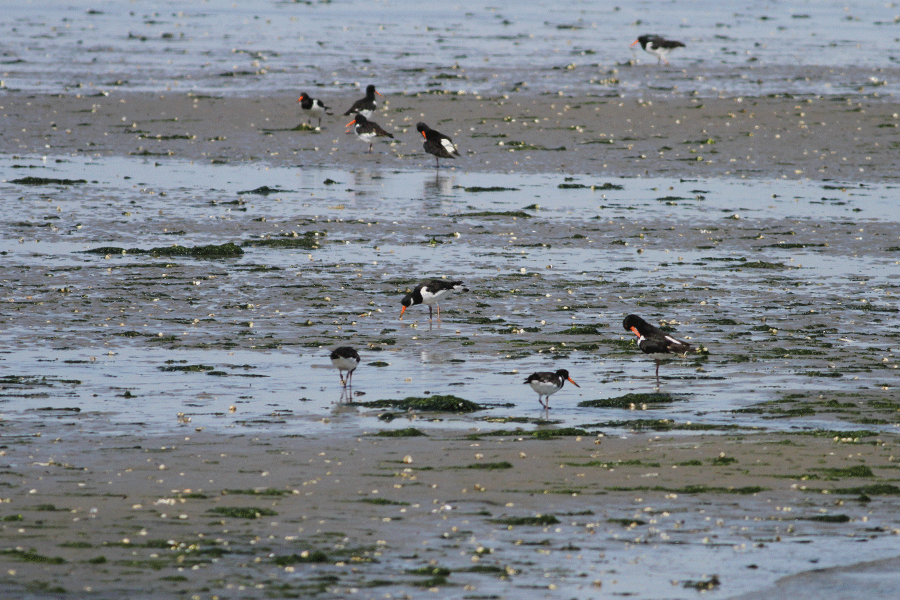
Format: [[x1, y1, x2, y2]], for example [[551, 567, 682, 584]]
[[356, 395, 482, 413], [9, 176, 87, 186], [491, 514, 560, 526], [82, 243, 243, 258], [208, 507, 278, 519], [579, 392, 677, 408], [374, 427, 427, 437]]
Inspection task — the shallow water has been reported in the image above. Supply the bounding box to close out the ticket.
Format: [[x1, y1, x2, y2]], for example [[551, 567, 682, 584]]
[[2, 154, 897, 438], [3, 0, 899, 98]]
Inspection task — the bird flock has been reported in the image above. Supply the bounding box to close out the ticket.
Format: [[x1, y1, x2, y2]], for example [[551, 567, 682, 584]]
[[310, 35, 691, 409], [330, 278, 697, 412], [298, 35, 683, 164]]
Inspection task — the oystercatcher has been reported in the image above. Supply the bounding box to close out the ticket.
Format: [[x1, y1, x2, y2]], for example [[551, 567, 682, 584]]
[[630, 34, 685, 65], [346, 113, 394, 154], [400, 279, 468, 321], [524, 369, 580, 410], [343, 84, 382, 118], [416, 122, 460, 168], [623, 314, 693, 381], [330, 346, 360, 387], [297, 92, 331, 127]]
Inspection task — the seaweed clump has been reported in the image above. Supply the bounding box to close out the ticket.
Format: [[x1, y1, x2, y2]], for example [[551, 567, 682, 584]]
[[355, 395, 482, 413], [83, 243, 243, 258]]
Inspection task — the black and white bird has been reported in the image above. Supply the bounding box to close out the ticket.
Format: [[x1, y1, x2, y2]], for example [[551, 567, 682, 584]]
[[330, 346, 360, 387], [524, 369, 580, 410], [416, 122, 460, 168], [623, 314, 693, 381], [630, 34, 685, 65], [343, 84, 382, 119], [297, 92, 331, 127], [346, 113, 394, 153], [400, 279, 468, 321]]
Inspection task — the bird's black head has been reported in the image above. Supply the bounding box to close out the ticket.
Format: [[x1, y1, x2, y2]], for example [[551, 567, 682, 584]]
[[366, 84, 377, 94], [401, 293, 413, 307], [623, 314, 649, 332], [416, 122, 429, 133]]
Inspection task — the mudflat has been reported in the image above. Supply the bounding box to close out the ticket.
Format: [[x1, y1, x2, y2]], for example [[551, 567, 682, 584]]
[[2, 89, 900, 599], [1, 90, 896, 181], [1, 420, 898, 599]]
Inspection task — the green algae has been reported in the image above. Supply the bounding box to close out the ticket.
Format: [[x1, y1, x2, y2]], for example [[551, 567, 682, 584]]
[[359, 498, 410, 506], [374, 427, 427, 437], [579, 392, 677, 408], [273, 551, 329, 565], [465, 461, 513, 470], [802, 514, 851, 523], [1, 549, 66, 564], [492, 514, 560, 526], [814, 465, 874, 478], [83, 243, 243, 258], [9, 176, 88, 186], [356, 395, 482, 413], [208, 506, 278, 519], [242, 232, 320, 249], [457, 210, 532, 218]]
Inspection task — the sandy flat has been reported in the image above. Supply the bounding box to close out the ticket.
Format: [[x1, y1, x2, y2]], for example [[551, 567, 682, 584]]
[[1, 91, 897, 181]]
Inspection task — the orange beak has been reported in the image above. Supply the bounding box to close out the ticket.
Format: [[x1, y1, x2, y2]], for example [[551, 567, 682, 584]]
[[630, 326, 640, 337], [375, 90, 383, 96], [346, 118, 357, 127], [297, 97, 303, 103], [630, 39, 640, 47], [421, 131, 427, 139], [567, 377, 580, 388], [399, 305, 407, 319]]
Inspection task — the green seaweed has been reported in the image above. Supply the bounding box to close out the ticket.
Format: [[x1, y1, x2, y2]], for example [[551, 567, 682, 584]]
[[802, 514, 851, 523], [374, 427, 427, 437], [465, 461, 513, 470], [457, 210, 532, 218], [1, 549, 66, 564], [579, 392, 677, 408], [9, 176, 87, 186], [83, 243, 243, 258], [273, 551, 329, 565], [208, 506, 278, 519], [492, 514, 560, 526], [356, 395, 482, 413]]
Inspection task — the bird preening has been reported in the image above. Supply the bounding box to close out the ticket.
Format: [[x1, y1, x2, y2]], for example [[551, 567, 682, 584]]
[[631, 34, 685, 65], [623, 314, 693, 382]]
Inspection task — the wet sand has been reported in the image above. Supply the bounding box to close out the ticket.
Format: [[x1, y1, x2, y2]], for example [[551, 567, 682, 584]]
[[2, 89, 900, 599], [2, 420, 899, 599], [1, 90, 898, 181]]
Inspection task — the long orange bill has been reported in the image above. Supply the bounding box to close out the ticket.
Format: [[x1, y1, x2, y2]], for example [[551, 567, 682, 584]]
[[567, 377, 580, 388], [630, 39, 639, 47], [630, 326, 640, 337], [421, 131, 427, 139], [375, 90, 383, 96], [399, 305, 407, 319], [346, 118, 357, 127]]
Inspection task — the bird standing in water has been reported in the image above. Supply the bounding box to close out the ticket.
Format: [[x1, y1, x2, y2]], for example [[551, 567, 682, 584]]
[[330, 346, 360, 388], [400, 280, 468, 321], [346, 113, 394, 153], [416, 122, 460, 168], [623, 314, 693, 382], [524, 369, 580, 410]]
